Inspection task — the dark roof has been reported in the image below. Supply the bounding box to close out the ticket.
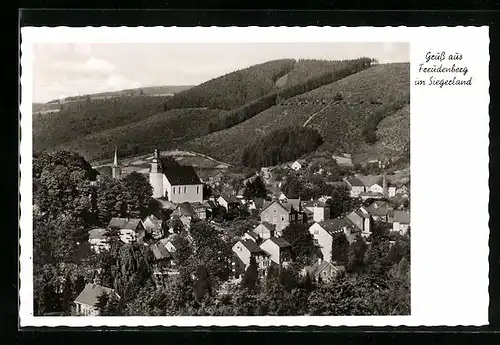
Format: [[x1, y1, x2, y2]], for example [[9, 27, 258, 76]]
[[176, 202, 195, 217], [356, 175, 384, 188], [318, 217, 358, 236], [108, 218, 142, 230], [262, 199, 301, 214], [74, 284, 119, 307], [366, 206, 391, 217], [345, 176, 365, 187], [245, 231, 259, 240], [359, 191, 384, 197], [252, 198, 266, 209], [219, 195, 239, 203], [150, 243, 172, 260], [260, 222, 277, 231], [268, 237, 291, 248], [240, 239, 266, 254], [354, 208, 371, 219], [143, 215, 163, 229], [304, 200, 327, 208], [393, 210, 410, 223], [163, 165, 201, 186]]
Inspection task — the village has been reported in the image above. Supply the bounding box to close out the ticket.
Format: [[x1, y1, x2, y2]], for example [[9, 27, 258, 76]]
[[74, 148, 410, 316]]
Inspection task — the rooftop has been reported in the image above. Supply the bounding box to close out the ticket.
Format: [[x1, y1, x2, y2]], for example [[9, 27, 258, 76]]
[[163, 165, 201, 186], [108, 218, 142, 230], [74, 284, 119, 307]]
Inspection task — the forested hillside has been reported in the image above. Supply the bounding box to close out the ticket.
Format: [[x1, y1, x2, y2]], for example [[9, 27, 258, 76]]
[[33, 96, 170, 151], [181, 63, 410, 165], [164, 59, 296, 110], [58, 108, 226, 161]]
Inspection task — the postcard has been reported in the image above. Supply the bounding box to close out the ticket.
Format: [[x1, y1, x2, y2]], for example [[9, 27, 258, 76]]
[[19, 26, 489, 327]]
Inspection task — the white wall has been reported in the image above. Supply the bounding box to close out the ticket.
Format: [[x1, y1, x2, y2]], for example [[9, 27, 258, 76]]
[[260, 240, 280, 264], [232, 242, 252, 266], [309, 223, 333, 262]]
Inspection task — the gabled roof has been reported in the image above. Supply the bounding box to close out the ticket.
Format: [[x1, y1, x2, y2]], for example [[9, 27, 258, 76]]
[[393, 210, 410, 224], [303, 200, 327, 208], [359, 191, 384, 198], [176, 202, 195, 217], [244, 231, 259, 240], [239, 239, 267, 254], [345, 176, 365, 187], [74, 284, 119, 307], [156, 198, 177, 210], [163, 165, 201, 186], [355, 174, 384, 188], [309, 260, 344, 277], [366, 206, 391, 217], [150, 243, 172, 260], [353, 207, 371, 219], [267, 237, 291, 248], [88, 228, 108, 239], [218, 195, 240, 203], [257, 222, 276, 232], [108, 218, 142, 230], [143, 215, 163, 229], [317, 217, 359, 236], [279, 198, 301, 213]]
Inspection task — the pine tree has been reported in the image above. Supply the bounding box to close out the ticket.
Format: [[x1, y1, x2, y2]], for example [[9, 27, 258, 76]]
[[241, 256, 258, 290]]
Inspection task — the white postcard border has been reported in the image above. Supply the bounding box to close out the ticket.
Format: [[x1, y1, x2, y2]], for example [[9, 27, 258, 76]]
[[20, 26, 490, 327]]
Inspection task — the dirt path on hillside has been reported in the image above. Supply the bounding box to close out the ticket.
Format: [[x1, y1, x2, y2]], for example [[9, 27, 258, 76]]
[[302, 101, 338, 127]]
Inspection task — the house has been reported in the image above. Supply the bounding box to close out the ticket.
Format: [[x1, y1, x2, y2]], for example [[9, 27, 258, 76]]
[[344, 176, 366, 197], [308, 217, 360, 263], [259, 199, 305, 236], [259, 237, 292, 266], [87, 228, 110, 253], [278, 192, 288, 202], [392, 210, 410, 234], [160, 233, 186, 255], [74, 284, 120, 316], [150, 242, 173, 277], [346, 207, 371, 237], [290, 160, 305, 171], [303, 200, 331, 222], [332, 153, 353, 167], [252, 222, 276, 240], [247, 197, 266, 212], [191, 202, 209, 219], [108, 217, 145, 244], [172, 202, 196, 219], [142, 215, 164, 240], [242, 231, 260, 243], [395, 182, 410, 198], [366, 200, 393, 222], [149, 149, 203, 203], [217, 195, 240, 212], [304, 259, 345, 282], [232, 239, 271, 271]]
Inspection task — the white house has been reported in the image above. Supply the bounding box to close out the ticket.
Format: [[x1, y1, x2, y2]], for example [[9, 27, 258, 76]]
[[392, 210, 410, 234], [87, 228, 110, 253], [303, 200, 330, 222], [74, 284, 120, 316], [308, 218, 360, 263], [217, 195, 240, 212], [232, 239, 270, 270], [344, 176, 365, 197], [149, 149, 203, 203], [252, 222, 276, 240], [290, 160, 304, 171], [142, 215, 164, 239], [108, 217, 145, 244], [259, 237, 292, 265]]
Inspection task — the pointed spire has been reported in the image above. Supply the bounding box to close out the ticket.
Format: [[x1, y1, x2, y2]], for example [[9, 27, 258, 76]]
[[113, 146, 118, 167]]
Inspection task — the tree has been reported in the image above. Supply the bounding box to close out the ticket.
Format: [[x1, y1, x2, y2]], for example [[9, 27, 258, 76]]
[[74, 275, 86, 296], [95, 177, 128, 223], [327, 183, 357, 218], [281, 224, 317, 265], [330, 233, 349, 265], [241, 256, 258, 290], [243, 176, 268, 199], [122, 172, 153, 218], [61, 274, 74, 314], [347, 235, 368, 272]]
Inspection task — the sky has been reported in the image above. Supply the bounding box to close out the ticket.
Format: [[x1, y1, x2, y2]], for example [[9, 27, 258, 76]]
[[32, 42, 409, 103]]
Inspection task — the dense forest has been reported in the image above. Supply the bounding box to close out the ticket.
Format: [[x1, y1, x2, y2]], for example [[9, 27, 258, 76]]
[[240, 126, 324, 168], [164, 59, 296, 110], [33, 96, 169, 151]]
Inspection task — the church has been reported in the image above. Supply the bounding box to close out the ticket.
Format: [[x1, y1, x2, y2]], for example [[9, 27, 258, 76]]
[[149, 149, 203, 204]]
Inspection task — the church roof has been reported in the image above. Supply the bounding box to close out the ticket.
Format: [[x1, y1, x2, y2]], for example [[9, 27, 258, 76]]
[[163, 165, 202, 186]]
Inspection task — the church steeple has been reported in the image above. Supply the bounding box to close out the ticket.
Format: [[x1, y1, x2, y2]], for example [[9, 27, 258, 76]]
[[112, 146, 121, 179]]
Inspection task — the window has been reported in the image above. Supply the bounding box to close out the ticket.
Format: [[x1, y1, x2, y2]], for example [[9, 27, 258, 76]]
[[314, 230, 319, 234], [183, 186, 187, 193], [273, 215, 277, 222], [265, 214, 269, 221], [314, 239, 319, 245], [281, 216, 285, 221], [273, 208, 277, 213], [173, 188, 175, 194], [197, 186, 200, 194]]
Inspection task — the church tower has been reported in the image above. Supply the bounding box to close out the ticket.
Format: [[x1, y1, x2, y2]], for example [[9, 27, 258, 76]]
[[149, 149, 165, 198], [112, 147, 121, 179]]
